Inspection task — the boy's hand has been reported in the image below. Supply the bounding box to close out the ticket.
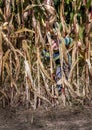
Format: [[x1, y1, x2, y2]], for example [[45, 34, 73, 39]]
[[77, 41, 82, 48]]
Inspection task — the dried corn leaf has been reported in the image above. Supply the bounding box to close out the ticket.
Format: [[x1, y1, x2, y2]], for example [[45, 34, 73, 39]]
[[4, 63, 11, 76], [24, 4, 41, 12], [15, 28, 35, 34], [56, 23, 69, 64], [72, 43, 77, 65], [44, 5, 56, 24], [28, 77, 51, 104], [3, 50, 10, 64], [5, 0, 11, 18], [68, 58, 79, 82], [22, 40, 30, 61], [0, 89, 8, 99], [38, 55, 54, 82], [40, 69, 57, 99], [64, 78, 83, 98], [11, 79, 19, 93], [24, 59, 34, 86], [0, 8, 6, 20], [2, 32, 20, 78], [15, 49, 25, 58]]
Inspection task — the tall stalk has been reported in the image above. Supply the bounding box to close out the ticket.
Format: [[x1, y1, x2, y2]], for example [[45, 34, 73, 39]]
[[47, 32, 54, 96], [85, 7, 90, 97], [37, 47, 41, 107], [0, 27, 3, 79]]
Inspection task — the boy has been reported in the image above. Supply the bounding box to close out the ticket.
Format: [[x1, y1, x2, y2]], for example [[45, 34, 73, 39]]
[[42, 34, 73, 93]]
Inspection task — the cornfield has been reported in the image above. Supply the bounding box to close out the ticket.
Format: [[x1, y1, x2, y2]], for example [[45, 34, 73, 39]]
[[0, 0, 92, 109]]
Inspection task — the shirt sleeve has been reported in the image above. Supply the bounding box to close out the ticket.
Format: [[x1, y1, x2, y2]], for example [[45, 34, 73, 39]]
[[64, 37, 73, 46], [41, 49, 50, 59]]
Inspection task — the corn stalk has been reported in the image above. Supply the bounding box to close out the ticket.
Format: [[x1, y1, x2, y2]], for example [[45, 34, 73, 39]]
[[0, 0, 91, 108]]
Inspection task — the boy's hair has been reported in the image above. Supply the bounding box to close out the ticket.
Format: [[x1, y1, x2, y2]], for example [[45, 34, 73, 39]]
[[45, 34, 57, 44]]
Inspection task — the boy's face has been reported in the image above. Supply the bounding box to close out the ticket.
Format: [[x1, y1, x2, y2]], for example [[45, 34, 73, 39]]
[[51, 39, 59, 50], [45, 36, 59, 51]]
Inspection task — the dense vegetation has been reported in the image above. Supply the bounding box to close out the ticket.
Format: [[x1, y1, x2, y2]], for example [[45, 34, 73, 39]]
[[0, 0, 92, 109]]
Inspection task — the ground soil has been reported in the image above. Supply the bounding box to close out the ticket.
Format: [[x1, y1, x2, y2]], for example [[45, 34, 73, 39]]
[[0, 103, 92, 130]]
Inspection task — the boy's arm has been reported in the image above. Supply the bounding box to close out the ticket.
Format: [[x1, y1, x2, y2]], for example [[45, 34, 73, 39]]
[[41, 49, 50, 60], [64, 37, 74, 48]]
